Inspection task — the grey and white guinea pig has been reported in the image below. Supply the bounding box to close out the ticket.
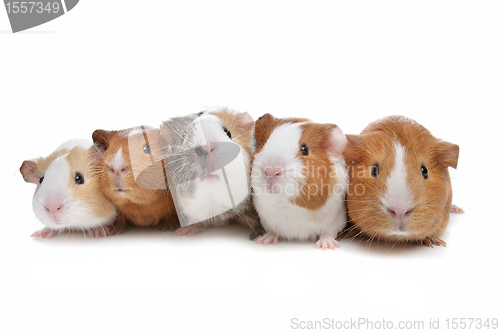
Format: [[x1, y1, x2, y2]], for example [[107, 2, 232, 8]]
[[342, 115, 463, 247], [160, 106, 261, 238], [251, 113, 348, 250], [20, 140, 117, 238]]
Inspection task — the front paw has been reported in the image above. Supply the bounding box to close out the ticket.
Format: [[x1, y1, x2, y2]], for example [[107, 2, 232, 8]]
[[104, 216, 128, 236], [175, 223, 206, 236], [156, 218, 181, 232], [88, 227, 111, 238], [255, 232, 279, 246], [451, 205, 464, 214], [249, 225, 266, 241], [31, 227, 59, 239], [315, 235, 340, 251]]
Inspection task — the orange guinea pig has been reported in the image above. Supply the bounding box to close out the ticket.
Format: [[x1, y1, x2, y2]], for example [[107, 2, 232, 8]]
[[92, 126, 179, 235], [343, 116, 463, 247]]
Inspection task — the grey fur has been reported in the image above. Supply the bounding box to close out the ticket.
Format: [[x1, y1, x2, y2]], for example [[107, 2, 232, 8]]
[[160, 110, 262, 238]]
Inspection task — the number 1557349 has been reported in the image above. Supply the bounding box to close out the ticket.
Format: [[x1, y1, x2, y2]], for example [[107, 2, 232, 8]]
[[5, 2, 60, 14]]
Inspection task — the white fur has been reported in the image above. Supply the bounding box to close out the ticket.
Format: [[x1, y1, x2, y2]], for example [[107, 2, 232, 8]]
[[110, 147, 125, 171], [33, 151, 116, 231], [177, 114, 250, 224], [252, 123, 306, 199], [382, 142, 413, 236], [56, 139, 92, 151], [252, 123, 348, 241]]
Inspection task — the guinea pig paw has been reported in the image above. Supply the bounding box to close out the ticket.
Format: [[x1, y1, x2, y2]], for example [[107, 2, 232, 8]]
[[156, 220, 180, 232], [315, 236, 340, 251], [88, 228, 109, 238], [175, 223, 206, 237], [103, 219, 128, 236], [255, 232, 279, 246], [249, 226, 266, 241], [451, 205, 465, 214], [30, 227, 59, 239]]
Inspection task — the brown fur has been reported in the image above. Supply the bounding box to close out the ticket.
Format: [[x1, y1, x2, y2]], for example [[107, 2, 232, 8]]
[[343, 115, 459, 246], [92, 127, 179, 233], [254, 113, 343, 211]]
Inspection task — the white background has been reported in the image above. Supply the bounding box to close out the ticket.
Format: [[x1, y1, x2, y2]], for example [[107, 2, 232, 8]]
[[1, 1, 499, 332]]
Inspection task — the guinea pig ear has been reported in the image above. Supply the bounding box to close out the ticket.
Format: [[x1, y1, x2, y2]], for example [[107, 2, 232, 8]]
[[435, 140, 460, 169], [323, 124, 347, 159], [257, 113, 272, 122], [234, 111, 255, 143], [91, 130, 110, 159], [342, 134, 362, 164], [20, 160, 40, 184], [254, 113, 275, 147]]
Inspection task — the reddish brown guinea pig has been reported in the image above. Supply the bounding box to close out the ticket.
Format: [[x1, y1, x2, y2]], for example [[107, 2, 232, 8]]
[[92, 126, 179, 235], [342, 115, 463, 247]]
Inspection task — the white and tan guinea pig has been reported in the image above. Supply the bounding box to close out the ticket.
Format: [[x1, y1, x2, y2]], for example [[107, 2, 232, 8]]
[[160, 106, 261, 238], [20, 140, 117, 238], [251, 114, 348, 250], [342, 115, 463, 247]]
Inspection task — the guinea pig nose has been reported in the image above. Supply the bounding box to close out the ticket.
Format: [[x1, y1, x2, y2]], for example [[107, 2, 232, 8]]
[[388, 207, 413, 219], [195, 146, 205, 156], [45, 202, 64, 221], [195, 144, 217, 156], [207, 142, 216, 153], [109, 166, 128, 175], [264, 166, 282, 178]]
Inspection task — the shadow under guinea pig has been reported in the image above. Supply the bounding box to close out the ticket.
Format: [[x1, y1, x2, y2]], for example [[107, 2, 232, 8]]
[[337, 222, 451, 256], [29, 222, 257, 246]]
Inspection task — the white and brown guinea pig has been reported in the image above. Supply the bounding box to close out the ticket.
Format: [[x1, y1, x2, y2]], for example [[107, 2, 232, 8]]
[[251, 114, 348, 250], [20, 140, 117, 238], [92, 126, 180, 234], [160, 106, 261, 238], [343, 115, 463, 247]]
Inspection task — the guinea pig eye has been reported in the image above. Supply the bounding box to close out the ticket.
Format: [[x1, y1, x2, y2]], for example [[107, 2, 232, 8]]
[[300, 144, 309, 156], [39, 177, 44, 184], [75, 173, 85, 185], [421, 164, 429, 179], [143, 143, 152, 155], [223, 127, 232, 139], [371, 163, 380, 178]]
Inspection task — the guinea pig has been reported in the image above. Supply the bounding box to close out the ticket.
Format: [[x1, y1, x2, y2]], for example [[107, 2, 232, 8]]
[[251, 113, 348, 250], [160, 106, 261, 238], [342, 115, 463, 247], [20, 140, 117, 238], [92, 126, 179, 234]]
